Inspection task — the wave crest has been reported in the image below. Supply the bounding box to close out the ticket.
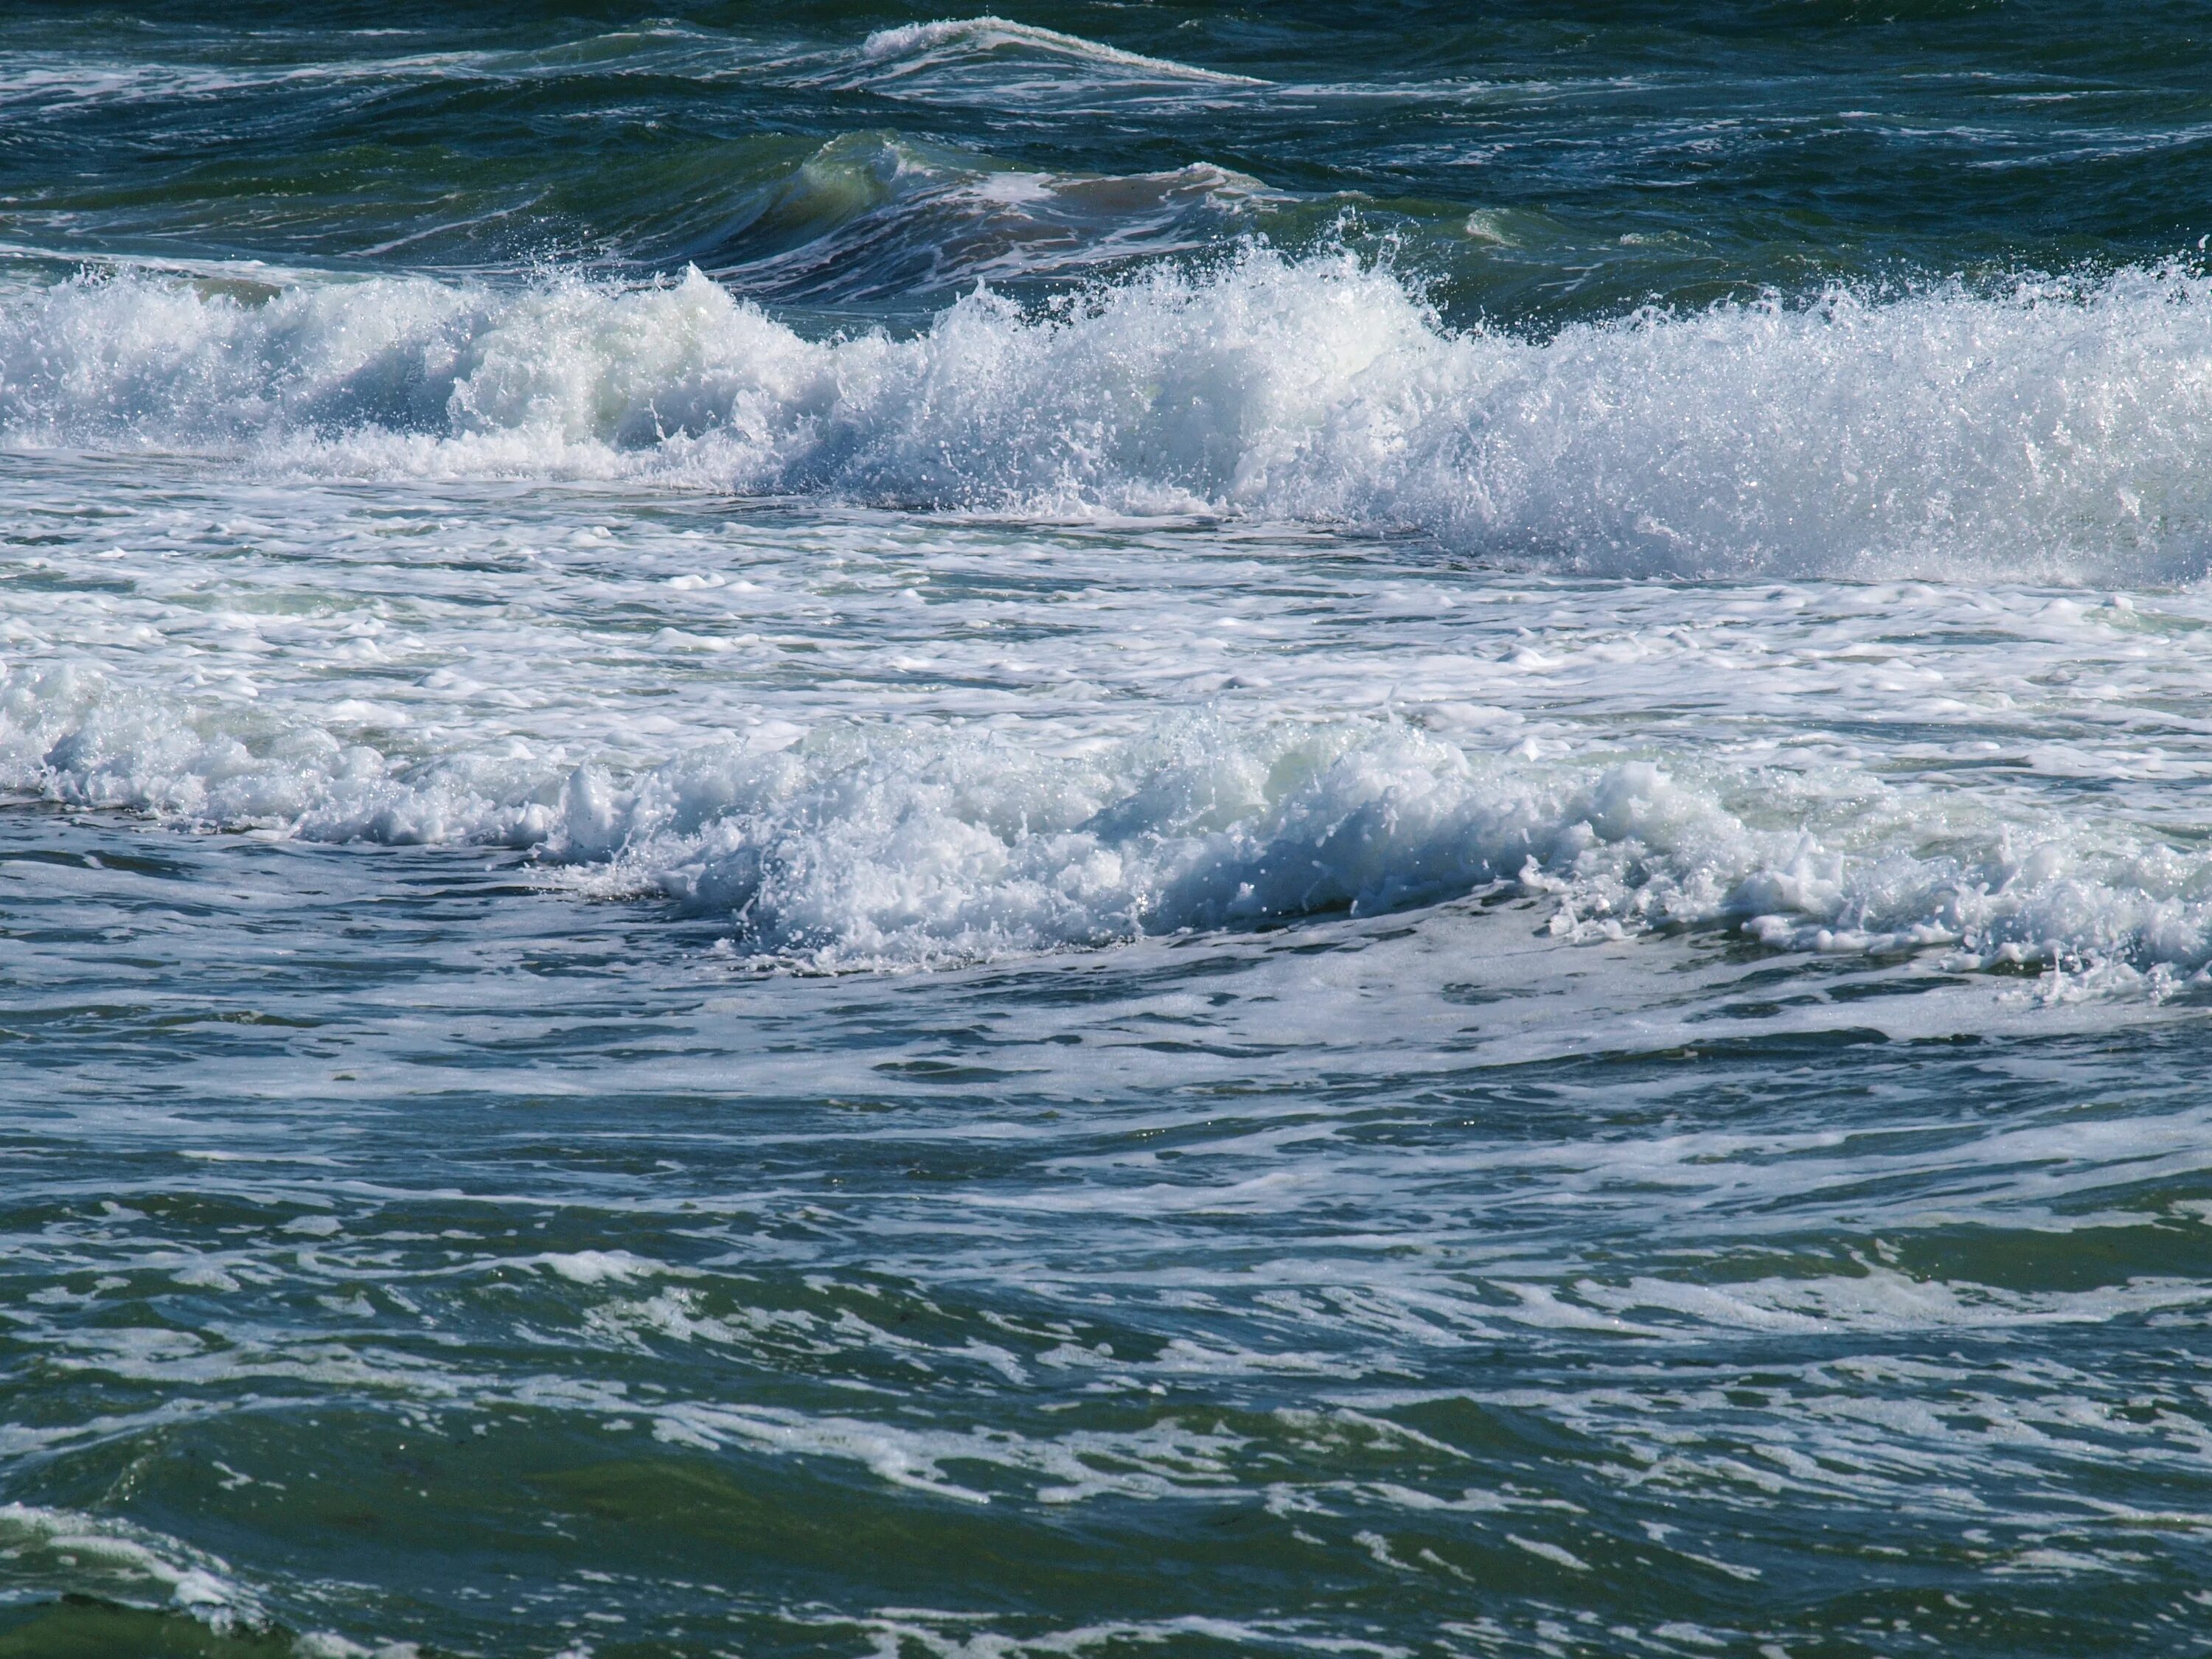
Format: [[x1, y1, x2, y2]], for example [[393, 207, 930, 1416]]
[[853, 17, 1265, 88], [7, 662, 2211, 983], [8, 251, 2212, 580]]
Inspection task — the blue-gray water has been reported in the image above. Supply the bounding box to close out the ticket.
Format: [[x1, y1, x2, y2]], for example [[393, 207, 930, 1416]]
[[4, 6, 2212, 1657]]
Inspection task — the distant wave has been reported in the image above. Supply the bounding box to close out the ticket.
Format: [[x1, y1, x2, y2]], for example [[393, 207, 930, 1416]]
[[853, 17, 1266, 87], [7, 249, 2212, 582], [693, 133, 1274, 299]]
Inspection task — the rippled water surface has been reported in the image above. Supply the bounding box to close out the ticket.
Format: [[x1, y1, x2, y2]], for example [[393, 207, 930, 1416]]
[[5, 4, 2212, 1656]]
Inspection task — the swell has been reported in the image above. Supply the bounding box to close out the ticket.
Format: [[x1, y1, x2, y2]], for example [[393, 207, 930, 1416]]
[[689, 133, 1273, 300], [7, 249, 2212, 581]]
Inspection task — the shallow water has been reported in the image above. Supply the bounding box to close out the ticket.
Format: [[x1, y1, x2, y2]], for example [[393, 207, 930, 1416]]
[[4, 4, 2212, 1657]]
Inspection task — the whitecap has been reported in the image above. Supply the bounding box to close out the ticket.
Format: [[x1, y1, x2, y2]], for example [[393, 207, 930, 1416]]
[[852, 17, 1267, 88], [8, 250, 2212, 582]]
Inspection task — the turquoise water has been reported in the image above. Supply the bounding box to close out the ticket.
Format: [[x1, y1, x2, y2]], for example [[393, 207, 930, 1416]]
[[5, 5, 2212, 1656]]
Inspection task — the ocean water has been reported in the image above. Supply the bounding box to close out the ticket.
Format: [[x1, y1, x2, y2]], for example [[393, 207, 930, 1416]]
[[5, 4, 2212, 1656]]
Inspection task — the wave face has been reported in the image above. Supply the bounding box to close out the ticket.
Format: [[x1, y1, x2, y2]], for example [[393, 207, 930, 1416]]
[[7, 253, 2212, 580], [693, 133, 1273, 299]]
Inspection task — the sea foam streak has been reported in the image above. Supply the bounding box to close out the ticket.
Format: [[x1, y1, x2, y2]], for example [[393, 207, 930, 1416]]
[[853, 17, 1267, 86], [6, 250, 2212, 581]]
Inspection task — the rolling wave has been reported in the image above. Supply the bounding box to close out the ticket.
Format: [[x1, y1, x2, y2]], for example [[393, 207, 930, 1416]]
[[4, 661, 2206, 984], [7, 249, 2212, 581]]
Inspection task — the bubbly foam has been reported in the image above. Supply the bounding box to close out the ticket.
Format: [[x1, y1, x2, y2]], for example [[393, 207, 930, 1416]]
[[5, 656, 2211, 981], [0, 1503, 263, 1632], [7, 251, 2212, 580], [11, 252, 2212, 979]]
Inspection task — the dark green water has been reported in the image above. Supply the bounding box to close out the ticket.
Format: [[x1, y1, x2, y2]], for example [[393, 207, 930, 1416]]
[[10, 1, 2212, 317], [5, 4, 2212, 1657]]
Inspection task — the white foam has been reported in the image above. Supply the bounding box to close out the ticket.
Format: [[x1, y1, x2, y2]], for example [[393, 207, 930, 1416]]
[[10, 655, 2212, 980], [854, 18, 1266, 87], [0, 1502, 266, 1631], [13, 255, 2212, 979], [8, 251, 2212, 580], [540, 1249, 674, 1285]]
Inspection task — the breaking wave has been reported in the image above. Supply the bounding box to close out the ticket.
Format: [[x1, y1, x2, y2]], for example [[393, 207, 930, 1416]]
[[7, 248, 2212, 580], [7, 661, 2211, 982]]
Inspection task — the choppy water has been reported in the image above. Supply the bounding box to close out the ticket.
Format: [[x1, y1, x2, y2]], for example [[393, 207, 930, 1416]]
[[5, 4, 2212, 1656]]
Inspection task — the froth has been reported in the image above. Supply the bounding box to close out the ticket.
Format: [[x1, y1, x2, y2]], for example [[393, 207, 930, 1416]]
[[7, 661, 2212, 982], [853, 18, 1267, 87], [7, 251, 2212, 580], [0, 1503, 262, 1632]]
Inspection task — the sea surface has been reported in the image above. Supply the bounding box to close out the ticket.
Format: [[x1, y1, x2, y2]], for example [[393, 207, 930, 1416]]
[[5, 4, 2212, 1655]]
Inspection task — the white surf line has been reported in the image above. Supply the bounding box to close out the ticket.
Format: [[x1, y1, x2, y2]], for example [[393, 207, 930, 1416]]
[[858, 17, 1269, 86]]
